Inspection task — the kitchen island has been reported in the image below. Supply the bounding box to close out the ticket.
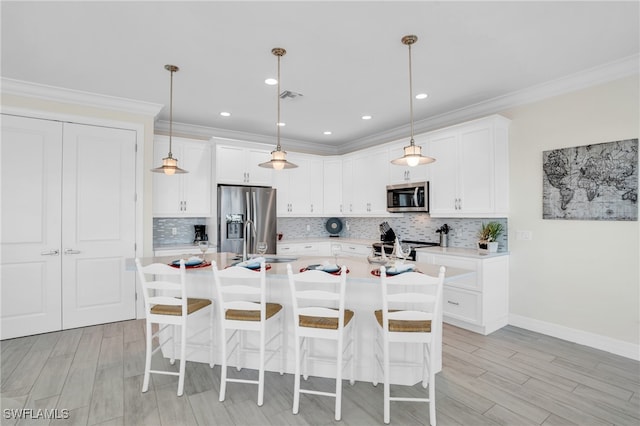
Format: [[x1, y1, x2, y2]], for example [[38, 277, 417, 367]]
[[134, 253, 473, 385]]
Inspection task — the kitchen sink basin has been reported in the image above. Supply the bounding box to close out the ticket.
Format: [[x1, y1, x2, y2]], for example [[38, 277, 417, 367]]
[[230, 256, 298, 263], [264, 257, 298, 263]]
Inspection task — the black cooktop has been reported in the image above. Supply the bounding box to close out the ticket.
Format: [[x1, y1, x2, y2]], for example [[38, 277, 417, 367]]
[[374, 240, 439, 248]]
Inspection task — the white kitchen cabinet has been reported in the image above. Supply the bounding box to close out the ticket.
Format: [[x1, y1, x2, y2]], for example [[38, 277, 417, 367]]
[[323, 157, 343, 216], [277, 241, 327, 256], [153, 135, 212, 217], [215, 144, 273, 186], [427, 115, 510, 217], [331, 241, 372, 258], [387, 135, 430, 184], [343, 147, 389, 215], [415, 250, 509, 335], [1, 114, 137, 339], [275, 153, 323, 216]]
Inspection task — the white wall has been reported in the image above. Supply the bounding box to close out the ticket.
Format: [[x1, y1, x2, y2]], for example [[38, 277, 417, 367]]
[[503, 76, 639, 358]]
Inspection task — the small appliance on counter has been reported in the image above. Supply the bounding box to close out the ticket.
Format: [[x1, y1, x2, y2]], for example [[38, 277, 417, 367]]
[[373, 221, 439, 261], [194, 225, 208, 244], [325, 217, 343, 237]]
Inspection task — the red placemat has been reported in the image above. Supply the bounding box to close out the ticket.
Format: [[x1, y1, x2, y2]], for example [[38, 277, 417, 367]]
[[169, 261, 211, 269], [300, 266, 349, 275]]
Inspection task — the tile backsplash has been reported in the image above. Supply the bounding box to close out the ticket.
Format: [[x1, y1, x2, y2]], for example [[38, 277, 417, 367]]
[[153, 217, 209, 247], [154, 215, 508, 251], [276, 215, 508, 250]]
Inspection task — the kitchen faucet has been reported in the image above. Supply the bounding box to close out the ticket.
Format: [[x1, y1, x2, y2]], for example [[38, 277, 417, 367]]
[[242, 219, 257, 261]]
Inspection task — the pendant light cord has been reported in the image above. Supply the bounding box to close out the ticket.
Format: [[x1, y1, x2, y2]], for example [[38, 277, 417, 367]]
[[168, 67, 174, 157], [276, 53, 282, 152], [408, 41, 415, 145]]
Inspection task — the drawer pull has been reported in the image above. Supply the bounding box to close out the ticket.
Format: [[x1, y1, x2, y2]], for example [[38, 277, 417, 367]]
[[447, 300, 460, 306]]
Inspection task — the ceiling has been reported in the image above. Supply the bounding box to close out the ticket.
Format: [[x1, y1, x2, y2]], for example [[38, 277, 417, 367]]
[[2, 1, 638, 154]]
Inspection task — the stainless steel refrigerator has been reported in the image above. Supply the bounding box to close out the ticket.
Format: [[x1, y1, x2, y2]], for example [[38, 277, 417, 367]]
[[217, 185, 277, 255]]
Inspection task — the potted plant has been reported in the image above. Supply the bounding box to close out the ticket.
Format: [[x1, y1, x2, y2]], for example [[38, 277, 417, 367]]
[[477, 221, 503, 252]]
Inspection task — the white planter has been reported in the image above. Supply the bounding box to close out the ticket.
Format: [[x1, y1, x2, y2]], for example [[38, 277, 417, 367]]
[[477, 241, 498, 253]]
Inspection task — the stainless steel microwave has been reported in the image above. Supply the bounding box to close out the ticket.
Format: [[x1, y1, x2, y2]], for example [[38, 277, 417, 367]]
[[386, 181, 429, 213]]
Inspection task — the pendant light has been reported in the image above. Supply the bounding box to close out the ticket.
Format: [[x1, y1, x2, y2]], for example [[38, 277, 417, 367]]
[[259, 47, 298, 170], [391, 35, 435, 167], [151, 64, 188, 175]]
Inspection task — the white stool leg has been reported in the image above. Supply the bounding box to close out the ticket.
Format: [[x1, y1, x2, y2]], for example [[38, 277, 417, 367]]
[[209, 305, 215, 368], [383, 339, 391, 424], [177, 323, 187, 396], [219, 328, 227, 402], [257, 324, 266, 406], [335, 335, 344, 421], [142, 320, 153, 392], [292, 333, 301, 414]]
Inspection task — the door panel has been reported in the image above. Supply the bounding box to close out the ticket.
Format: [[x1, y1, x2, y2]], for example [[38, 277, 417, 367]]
[[61, 123, 136, 329], [1, 115, 63, 339]]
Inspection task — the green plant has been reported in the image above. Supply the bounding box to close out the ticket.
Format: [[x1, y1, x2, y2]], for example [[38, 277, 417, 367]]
[[478, 221, 504, 242]]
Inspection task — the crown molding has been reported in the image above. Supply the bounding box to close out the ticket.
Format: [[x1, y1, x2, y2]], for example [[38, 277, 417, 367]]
[[1, 77, 164, 117], [340, 54, 640, 154], [155, 120, 340, 156]]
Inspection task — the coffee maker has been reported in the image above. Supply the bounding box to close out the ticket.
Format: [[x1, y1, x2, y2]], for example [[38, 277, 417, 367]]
[[194, 225, 208, 243]]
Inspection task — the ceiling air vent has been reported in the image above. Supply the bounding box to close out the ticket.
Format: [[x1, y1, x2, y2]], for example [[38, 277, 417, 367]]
[[279, 90, 303, 99]]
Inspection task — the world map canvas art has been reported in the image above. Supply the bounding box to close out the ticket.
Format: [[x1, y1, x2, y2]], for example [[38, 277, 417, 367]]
[[542, 139, 638, 221]]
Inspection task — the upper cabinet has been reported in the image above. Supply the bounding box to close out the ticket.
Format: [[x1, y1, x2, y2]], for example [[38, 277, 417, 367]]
[[343, 147, 389, 215], [387, 135, 429, 184], [428, 115, 510, 218], [274, 153, 324, 217], [323, 157, 343, 216], [153, 135, 212, 217], [215, 144, 273, 186]]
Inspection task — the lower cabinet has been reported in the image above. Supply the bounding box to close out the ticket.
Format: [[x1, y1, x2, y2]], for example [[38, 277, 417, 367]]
[[416, 251, 509, 335], [277, 240, 372, 258]]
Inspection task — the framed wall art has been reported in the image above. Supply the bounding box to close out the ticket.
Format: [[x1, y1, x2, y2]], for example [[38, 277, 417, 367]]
[[542, 138, 638, 221]]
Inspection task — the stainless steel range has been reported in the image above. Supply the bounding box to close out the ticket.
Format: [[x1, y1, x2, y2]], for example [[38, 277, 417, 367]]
[[373, 221, 439, 260]]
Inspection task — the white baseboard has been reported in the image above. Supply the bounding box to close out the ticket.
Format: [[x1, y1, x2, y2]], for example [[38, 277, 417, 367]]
[[509, 314, 640, 361]]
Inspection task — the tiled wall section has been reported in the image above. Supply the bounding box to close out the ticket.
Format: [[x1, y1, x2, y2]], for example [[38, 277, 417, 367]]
[[153, 217, 209, 246], [277, 215, 508, 250], [155, 215, 509, 251]]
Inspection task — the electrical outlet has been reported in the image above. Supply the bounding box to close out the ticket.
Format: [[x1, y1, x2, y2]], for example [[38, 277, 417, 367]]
[[306, 224, 310, 232], [516, 230, 532, 240], [172, 227, 177, 236]]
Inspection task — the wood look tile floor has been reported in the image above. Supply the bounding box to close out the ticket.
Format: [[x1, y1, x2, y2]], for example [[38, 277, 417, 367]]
[[1, 320, 638, 426]]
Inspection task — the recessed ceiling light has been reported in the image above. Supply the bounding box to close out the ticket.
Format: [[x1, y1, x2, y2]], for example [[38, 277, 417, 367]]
[[415, 93, 428, 100], [265, 78, 278, 85], [361, 115, 372, 120], [323, 131, 332, 135], [277, 122, 286, 127], [220, 111, 231, 117]]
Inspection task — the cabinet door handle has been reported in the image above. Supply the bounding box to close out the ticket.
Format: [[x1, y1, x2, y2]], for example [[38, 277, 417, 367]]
[[183, 200, 187, 211], [246, 172, 250, 182], [447, 300, 460, 306], [41, 249, 59, 256], [310, 204, 313, 213], [304, 245, 312, 249], [340, 204, 343, 213], [64, 249, 81, 255]]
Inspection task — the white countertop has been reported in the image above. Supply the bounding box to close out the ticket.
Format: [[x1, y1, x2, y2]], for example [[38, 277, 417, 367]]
[[277, 237, 375, 246], [415, 246, 509, 259]]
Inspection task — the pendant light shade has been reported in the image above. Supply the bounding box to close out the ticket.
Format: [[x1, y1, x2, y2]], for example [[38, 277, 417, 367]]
[[259, 47, 298, 170], [151, 64, 188, 175], [391, 35, 435, 167]]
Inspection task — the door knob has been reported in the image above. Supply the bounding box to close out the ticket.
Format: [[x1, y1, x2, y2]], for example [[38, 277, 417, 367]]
[[64, 249, 81, 255], [40, 249, 60, 256]]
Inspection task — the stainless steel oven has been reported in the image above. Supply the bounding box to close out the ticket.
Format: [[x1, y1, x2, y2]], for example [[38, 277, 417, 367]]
[[386, 181, 429, 213]]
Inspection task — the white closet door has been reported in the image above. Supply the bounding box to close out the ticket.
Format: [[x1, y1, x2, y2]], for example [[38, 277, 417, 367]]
[[1, 115, 63, 339], [61, 123, 136, 329]]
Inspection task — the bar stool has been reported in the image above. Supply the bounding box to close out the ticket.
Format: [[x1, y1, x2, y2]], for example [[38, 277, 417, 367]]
[[286, 264, 355, 421], [135, 258, 215, 397], [211, 261, 284, 406], [373, 265, 445, 425]]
